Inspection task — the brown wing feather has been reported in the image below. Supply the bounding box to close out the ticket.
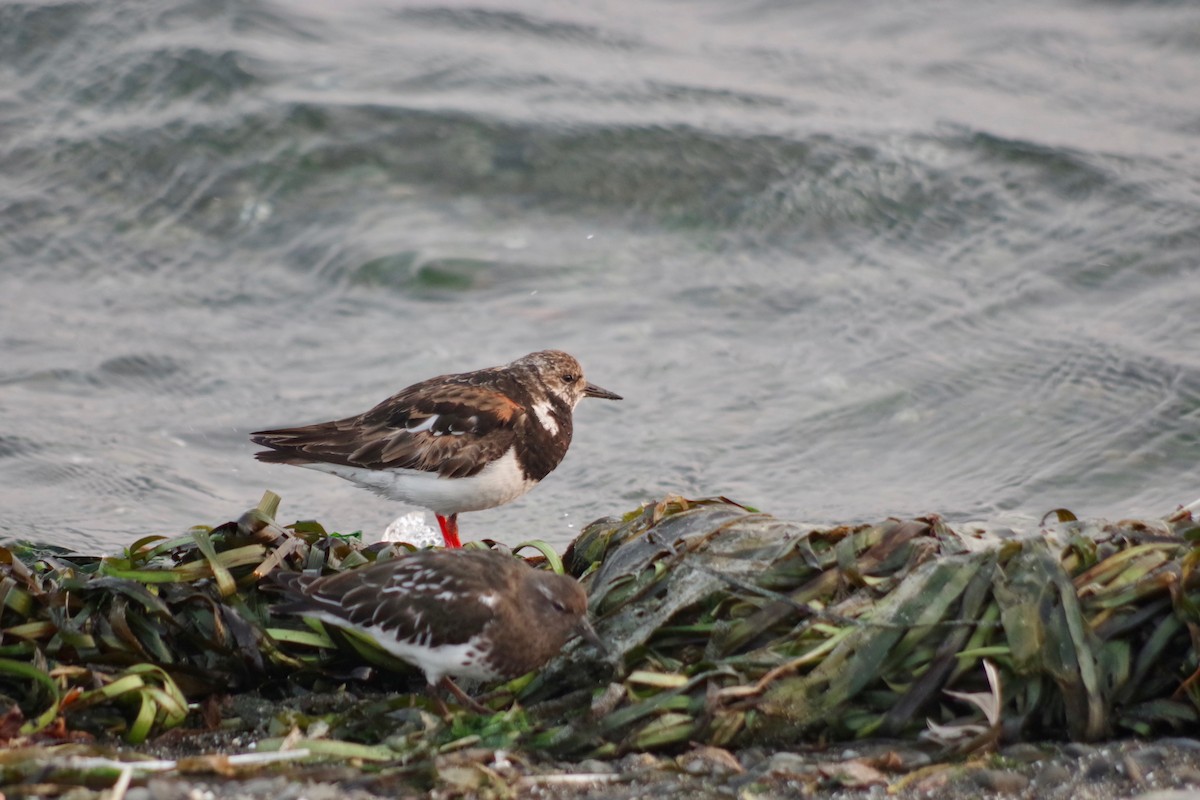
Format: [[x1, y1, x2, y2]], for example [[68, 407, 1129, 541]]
[[252, 380, 524, 478], [273, 551, 525, 646]]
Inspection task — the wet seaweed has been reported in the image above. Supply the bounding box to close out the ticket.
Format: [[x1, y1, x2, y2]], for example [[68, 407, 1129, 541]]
[[1, 491, 1199, 777]]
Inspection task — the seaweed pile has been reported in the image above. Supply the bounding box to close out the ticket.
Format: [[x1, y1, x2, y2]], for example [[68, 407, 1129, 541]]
[[1, 492, 1199, 761], [546, 496, 1200, 753]]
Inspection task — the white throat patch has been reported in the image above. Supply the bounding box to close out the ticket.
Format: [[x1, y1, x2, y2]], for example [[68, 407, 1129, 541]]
[[531, 399, 559, 436]]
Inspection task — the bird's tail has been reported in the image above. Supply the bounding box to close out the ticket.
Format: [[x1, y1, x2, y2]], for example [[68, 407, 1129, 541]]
[[263, 570, 322, 617]]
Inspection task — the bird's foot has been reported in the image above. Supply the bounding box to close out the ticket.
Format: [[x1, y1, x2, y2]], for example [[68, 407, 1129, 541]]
[[436, 514, 463, 549], [438, 676, 492, 715]]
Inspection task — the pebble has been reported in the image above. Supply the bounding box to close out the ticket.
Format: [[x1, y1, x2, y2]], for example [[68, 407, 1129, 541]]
[[1001, 742, 1048, 763], [971, 768, 1031, 794], [736, 746, 768, 769], [1124, 751, 1157, 785], [851, 741, 933, 771], [764, 752, 811, 776], [285, 784, 347, 800], [1036, 763, 1073, 787], [145, 780, 192, 800], [1173, 767, 1200, 786], [889, 749, 933, 771], [1064, 743, 1099, 759], [620, 752, 664, 772], [1085, 758, 1117, 782], [233, 778, 287, 797], [1131, 747, 1170, 769], [677, 745, 743, 776]]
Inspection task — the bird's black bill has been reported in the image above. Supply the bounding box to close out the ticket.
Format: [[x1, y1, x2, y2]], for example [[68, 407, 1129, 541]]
[[584, 382, 622, 401], [576, 617, 607, 653]]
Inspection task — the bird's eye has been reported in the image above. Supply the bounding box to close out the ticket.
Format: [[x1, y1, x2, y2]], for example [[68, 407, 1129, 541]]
[[562, 373, 578, 384], [552, 600, 568, 613]]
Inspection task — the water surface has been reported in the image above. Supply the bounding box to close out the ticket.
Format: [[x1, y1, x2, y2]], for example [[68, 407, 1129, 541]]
[[2, 0, 1198, 550]]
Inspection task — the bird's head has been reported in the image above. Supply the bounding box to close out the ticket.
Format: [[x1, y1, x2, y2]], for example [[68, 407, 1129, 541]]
[[514, 350, 622, 410]]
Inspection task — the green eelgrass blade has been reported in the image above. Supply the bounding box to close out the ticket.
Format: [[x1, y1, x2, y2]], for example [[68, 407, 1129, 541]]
[[0, 657, 62, 733]]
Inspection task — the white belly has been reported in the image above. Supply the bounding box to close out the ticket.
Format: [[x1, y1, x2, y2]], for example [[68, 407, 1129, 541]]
[[302, 611, 501, 684], [301, 447, 536, 515]]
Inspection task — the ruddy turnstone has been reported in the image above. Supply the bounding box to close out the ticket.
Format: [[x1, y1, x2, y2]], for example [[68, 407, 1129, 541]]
[[271, 548, 600, 712], [251, 350, 621, 547]]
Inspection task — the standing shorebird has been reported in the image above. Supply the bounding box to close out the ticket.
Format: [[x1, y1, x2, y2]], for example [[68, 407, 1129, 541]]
[[251, 350, 621, 547], [271, 548, 600, 712]]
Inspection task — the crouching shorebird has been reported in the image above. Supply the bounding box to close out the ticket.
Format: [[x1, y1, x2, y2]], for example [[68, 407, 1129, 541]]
[[271, 548, 601, 712], [251, 350, 622, 547]]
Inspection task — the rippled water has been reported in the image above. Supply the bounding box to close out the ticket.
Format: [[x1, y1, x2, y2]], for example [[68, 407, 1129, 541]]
[[2, 0, 1198, 551]]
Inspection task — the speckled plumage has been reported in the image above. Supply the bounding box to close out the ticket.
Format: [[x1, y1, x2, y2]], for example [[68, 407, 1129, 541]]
[[251, 350, 621, 547], [272, 549, 598, 705]]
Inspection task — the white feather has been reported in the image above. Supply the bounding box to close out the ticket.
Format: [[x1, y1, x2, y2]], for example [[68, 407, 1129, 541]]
[[301, 447, 535, 515], [301, 611, 499, 683], [530, 399, 559, 436], [404, 415, 438, 433]]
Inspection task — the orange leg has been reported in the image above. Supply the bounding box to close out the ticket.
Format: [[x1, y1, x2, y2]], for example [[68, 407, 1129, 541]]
[[436, 513, 462, 548], [438, 676, 490, 714]]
